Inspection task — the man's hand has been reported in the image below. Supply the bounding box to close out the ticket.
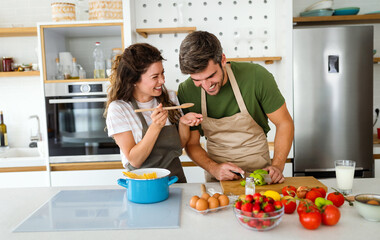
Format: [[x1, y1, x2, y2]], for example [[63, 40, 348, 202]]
[[263, 165, 285, 184], [210, 162, 244, 181]]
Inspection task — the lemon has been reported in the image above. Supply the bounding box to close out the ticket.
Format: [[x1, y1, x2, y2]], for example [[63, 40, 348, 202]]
[[263, 190, 281, 201]]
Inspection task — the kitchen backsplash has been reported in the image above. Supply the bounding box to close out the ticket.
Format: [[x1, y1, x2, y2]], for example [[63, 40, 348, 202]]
[[0, 0, 379, 148]]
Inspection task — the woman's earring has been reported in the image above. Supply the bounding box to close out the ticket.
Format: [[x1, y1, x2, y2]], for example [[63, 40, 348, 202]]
[[134, 84, 136, 87]]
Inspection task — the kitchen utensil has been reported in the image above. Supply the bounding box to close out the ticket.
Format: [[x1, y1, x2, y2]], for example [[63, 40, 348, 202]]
[[220, 176, 328, 195], [354, 194, 380, 221], [134, 103, 194, 113], [304, 0, 333, 12], [333, 7, 360, 16], [117, 168, 178, 204]]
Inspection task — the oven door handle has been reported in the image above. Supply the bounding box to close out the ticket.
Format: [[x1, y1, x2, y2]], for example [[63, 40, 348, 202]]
[[49, 98, 107, 104]]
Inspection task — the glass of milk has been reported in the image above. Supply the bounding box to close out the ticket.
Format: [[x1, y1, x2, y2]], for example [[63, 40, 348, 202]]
[[335, 160, 356, 195]]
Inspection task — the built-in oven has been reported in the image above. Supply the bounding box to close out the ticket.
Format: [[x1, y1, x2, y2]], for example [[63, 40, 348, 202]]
[[44, 82, 120, 163]]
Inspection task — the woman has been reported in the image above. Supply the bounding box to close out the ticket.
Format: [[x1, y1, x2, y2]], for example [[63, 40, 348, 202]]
[[104, 43, 202, 183]]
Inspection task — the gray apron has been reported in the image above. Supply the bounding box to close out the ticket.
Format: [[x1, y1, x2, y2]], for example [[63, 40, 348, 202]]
[[127, 99, 187, 183], [201, 64, 271, 182]]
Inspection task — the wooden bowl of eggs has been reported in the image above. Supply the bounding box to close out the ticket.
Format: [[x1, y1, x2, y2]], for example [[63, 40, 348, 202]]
[[189, 184, 232, 214]]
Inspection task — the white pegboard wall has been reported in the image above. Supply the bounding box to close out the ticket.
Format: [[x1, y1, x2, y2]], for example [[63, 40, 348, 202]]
[[131, 0, 278, 91]]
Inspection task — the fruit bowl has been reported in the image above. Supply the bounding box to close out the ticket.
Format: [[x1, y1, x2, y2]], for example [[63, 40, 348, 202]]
[[233, 207, 284, 231]]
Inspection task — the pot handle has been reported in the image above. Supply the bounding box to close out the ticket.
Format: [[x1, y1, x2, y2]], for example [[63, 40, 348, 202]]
[[117, 178, 128, 189], [168, 176, 178, 186]]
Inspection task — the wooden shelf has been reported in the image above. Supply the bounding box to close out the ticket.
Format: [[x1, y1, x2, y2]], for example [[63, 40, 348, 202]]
[[294, 14, 380, 26], [44, 78, 109, 83], [375, 134, 380, 144], [136, 27, 196, 38], [0, 27, 37, 37], [0, 71, 40, 77], [374, 58, 380, 63], [227, 57, 282, 64]]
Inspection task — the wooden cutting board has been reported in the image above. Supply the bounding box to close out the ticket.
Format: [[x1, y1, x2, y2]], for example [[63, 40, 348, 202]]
[[220, 176, 328, 195]]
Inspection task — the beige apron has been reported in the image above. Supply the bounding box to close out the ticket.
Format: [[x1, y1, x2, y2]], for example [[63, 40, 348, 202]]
[[201, 64, 271, 182], [127, 98, 187, 183]]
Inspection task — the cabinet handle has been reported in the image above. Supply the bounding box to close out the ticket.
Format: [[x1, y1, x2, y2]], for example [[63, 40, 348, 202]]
[[49, 98, 107, 104]]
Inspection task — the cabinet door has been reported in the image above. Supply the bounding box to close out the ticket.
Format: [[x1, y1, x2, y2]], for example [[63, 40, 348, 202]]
[[0, 171, 49, 188], [50, 169, 125, 187]]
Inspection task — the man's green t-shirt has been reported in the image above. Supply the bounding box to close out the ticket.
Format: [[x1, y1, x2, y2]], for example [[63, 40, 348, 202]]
[[177, 61, 285, 136]]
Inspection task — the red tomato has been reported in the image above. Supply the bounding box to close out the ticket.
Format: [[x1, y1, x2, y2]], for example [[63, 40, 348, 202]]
[[321, 205, 341, 226], [311, 187, 327, 198], [305, 190, 322, 203], [299, 211, 322, 230], [327, 192, 345, 207], [297, 199, 319, 215], [281, 198, 297, 214], [282, 185, 297, 197]]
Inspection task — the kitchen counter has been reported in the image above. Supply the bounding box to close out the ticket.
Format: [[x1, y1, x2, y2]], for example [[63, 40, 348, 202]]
[[0, 178, 379, 240]]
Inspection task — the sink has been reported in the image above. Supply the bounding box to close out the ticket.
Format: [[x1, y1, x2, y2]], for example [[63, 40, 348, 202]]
[[0, 148, 40, 158]]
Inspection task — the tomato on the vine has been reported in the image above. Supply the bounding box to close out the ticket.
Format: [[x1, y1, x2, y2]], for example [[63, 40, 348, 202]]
[[297, 199, 319, 215], [321, 205, 341, 226], [281, 198, 297, 214], [311, 187, 327, 198], [299, 211, 322, 230], [327, 192, 345, 207], [282, 185, 297, 197], [305, 190, 322, 203]]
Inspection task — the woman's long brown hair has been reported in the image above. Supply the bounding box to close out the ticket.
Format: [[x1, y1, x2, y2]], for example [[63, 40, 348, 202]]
[[104, 43, 181, 125]]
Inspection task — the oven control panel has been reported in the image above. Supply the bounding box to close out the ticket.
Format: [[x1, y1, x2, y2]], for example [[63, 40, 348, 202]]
[[44, 81, 109, 97], [68, 84, 103, 93]]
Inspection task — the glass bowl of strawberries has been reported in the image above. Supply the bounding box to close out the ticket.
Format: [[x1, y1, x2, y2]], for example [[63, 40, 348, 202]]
[[233, 193, 284, 231]]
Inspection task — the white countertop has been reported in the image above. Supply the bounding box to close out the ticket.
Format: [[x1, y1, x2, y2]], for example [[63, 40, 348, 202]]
[[0, 178, 379, 240]]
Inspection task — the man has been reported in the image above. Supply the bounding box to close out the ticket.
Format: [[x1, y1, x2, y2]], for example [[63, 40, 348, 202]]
[[177, 31, 294, 183]]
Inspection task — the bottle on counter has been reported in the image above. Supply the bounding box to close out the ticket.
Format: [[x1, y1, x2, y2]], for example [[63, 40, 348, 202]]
[[54, 58, 64, 80], [245, 177, 255, 195], [93, 42, 105, 78], [78, 65, 86, 79], [0, 111, 8, 148], [71, 57, 79, 79]]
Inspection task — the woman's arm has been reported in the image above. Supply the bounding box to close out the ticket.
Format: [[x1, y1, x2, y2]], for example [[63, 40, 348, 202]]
[[178, 112, 203, 147], [113, 104, 168, 168]]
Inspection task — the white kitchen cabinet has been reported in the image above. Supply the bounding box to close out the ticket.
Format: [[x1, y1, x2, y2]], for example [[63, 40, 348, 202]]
[[50, 169, 125, 187], [38, 21, 123, 82], [0, 171, 49, 188], [375, 159, 380, 178]]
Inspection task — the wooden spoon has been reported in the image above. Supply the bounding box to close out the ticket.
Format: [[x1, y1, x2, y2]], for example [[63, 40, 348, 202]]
[[134, 103, 194, 113]]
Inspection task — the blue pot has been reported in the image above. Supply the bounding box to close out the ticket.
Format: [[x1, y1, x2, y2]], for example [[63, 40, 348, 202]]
[[117, 168, 178, 204]]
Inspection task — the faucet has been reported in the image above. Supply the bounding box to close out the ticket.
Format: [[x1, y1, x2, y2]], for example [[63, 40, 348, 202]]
[[29, 115, 41, 148]]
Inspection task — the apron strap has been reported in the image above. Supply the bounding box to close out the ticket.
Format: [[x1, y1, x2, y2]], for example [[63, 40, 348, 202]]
[[130, 98, 149, 136], [225, 64, 248, 113], [201, 88, 207, 117]]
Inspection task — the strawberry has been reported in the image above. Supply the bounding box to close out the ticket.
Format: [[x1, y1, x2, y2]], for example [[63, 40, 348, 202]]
[[245, 194, 254, 203], [235, 200, 242, 210], [252, 203, 261, 214], [263, 203, 275, 213], [274, 200, 283, 210], [241, 202, 253, 212]]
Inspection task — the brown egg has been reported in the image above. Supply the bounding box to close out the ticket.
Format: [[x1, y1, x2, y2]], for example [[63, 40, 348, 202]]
[[212, 193, 221, 199], [218, 194, 230, 206], [201, 192, 210, 200], [189, 195, 200, 209], [195, 198, 208, 211], [208, 197, 220, 210]]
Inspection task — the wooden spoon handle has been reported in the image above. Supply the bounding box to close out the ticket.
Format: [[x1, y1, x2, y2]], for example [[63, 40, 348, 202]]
[[201, 184, 206, 195], [134, 105, 183, 113]]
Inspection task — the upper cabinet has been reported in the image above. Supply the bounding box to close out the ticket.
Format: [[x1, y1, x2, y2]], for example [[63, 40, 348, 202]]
[[38, 21, 124, 83]]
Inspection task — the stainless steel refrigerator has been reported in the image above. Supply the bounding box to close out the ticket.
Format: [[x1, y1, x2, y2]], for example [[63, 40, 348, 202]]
[[293, 26, 374, 178]]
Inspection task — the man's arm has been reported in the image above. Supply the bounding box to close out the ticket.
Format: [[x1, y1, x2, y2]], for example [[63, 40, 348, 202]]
[[265, 102, 294, 183], [185, 129, 244, 181]]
